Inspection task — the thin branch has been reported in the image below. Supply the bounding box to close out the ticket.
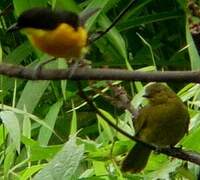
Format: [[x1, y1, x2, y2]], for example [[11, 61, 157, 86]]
[[77, 81, 200, 166], [106, 82, 138, 117], [0, 3, 13, 17], [0, 63, 200, 82], [88, 0, 138, 43]]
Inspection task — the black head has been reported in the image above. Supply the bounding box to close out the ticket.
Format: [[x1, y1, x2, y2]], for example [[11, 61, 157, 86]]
[[8, 7, 80, 32]]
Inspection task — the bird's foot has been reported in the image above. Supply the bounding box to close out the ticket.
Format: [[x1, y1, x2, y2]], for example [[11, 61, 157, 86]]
[[67, 58, 91, 78], [32, 57, 56, 79]]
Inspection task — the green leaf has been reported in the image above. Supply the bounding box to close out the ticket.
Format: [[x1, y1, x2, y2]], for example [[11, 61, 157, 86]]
[[182, 121, 200, 151], [53, 0, 79, 12], [34, 136, 84, 180], [146, 158, 181, 179], [22, 106, 31, 139], [20, 164, 46, 180], [21, 136, 61, 161], [5, 42, 33, 64], [38, 100, 63, 146], [70, 101, 77, 135], [0, 125, 5, 147], [118, 11, 183, 31], [176, 0, 187, 10], [17, 80, 50, 113], [98, 14, 128, 66], [186, 21, 200, 70], [0, 110, 20, 153], [13, 0, 48, 16], [30, 144, 61, 161], [3, 145, 16, 178], [0, 105, 62, 141], [92, 161, 107, 177], [78, 169, 95, 179], [97, 113, 114, 142], [84, 0, 109, 30]]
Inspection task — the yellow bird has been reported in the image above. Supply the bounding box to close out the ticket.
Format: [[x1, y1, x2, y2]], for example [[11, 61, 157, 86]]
[[7, 7, 98, 58], [122, 83, 189, 173]]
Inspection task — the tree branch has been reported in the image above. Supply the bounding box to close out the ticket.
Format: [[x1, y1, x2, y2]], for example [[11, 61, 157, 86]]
[[1, 63, 200, 82]]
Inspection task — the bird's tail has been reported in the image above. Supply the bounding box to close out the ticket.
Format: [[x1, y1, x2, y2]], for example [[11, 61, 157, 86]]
[[122, 142, 151, 173]]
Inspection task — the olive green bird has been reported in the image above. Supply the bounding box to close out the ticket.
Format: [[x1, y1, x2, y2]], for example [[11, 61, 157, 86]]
[[122, 83, 189, 173]]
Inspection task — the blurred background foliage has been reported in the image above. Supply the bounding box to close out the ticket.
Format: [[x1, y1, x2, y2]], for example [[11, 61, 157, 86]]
[[0, 0, 200, 179]]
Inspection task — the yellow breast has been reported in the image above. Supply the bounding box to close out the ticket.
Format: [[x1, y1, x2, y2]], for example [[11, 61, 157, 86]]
[[23, 23, 88, 58]]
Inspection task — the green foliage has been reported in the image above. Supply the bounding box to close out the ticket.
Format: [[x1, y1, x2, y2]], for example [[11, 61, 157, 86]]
[[0, 0, 199, 179], [34, 136, 84, 180]]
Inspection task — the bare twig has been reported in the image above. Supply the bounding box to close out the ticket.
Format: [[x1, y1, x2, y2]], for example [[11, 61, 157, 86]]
[[106, 82, 138, 117], [0, 3, 13, 17], [88, 0, 137, 43]]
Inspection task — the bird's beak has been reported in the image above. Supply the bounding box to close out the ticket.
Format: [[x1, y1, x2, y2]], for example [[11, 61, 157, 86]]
[[7, 23, 20, 32]]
